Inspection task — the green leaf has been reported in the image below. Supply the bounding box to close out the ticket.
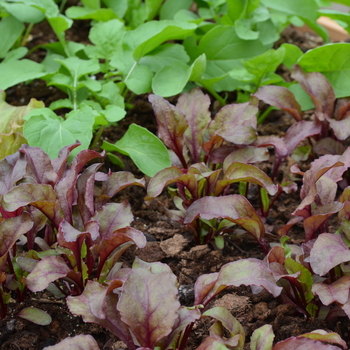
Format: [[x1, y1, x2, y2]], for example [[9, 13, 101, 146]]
[[128, 20, 197, 61], [125, 64, 153, 94], [23, 106, 95, 158], [159, 0, 192, 20], [0, 2, 45, 23], [86, 19, 125, 61], [152, 61, 190, 97], [261, 0, 319, 21], [235, 18, 259, 40], [139, 43, 190, 72], [0, 15, 24, 58], [102, 124, 171, 177], [0, 59, 46, 90], [297, 43, 350, 98], [280, 43, 303, 69], [17, 307, 52, 326], [189, 54, 206, 81], [66, 6, 118, 21], [56, 57, 100, 79], [192, 25, 270, 91]]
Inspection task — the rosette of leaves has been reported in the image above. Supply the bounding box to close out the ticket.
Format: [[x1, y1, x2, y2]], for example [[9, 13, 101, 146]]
[[0, 143, 145, 317], [146, 88, 321, 250], [47, 257, 346, 350], [254, 65, 350, 161]]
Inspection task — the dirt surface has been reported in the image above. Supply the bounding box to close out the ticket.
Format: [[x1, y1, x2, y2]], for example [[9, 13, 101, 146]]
[[1, 16, 349, 350]]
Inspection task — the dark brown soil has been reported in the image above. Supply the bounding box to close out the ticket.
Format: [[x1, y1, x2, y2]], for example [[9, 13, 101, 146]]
[[1, 15, 349, 350]]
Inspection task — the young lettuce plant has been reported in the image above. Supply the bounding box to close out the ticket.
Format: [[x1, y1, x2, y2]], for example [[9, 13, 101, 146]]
[[47, 257, 347, 350], [0, 142, 146, 305], [146, 88, 320, 250]]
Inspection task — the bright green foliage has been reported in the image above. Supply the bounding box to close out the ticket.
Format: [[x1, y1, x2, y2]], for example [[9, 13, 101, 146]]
[[102, 124, 171, 177], [23, 105, 95, 158]]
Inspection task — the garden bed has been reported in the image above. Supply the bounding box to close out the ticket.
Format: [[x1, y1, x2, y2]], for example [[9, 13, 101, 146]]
[[1, 2, 350, 350]]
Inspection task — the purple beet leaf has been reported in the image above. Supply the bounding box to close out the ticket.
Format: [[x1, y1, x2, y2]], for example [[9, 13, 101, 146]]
[[312, 275, 350, 306], [217, 162, 278, 196], [209, 98, 258, 145], [184, 195, 266, 250], [253, 85, 303, 121], [25, 256, 71, 293], [291, 65, 335, 122], [177, 88, 211, 164], [149, 94, 188, 168], [67, 280, 135, 350], [273, 330, 347, 350], [194, 259, 282, 306], [310, 233, 350, 276], [117, 258, 180, 349], [43, 334, 100, 350]]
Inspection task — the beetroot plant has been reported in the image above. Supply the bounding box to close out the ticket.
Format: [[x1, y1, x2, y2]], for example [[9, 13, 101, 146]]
[[46, 257, 347, 350], [0, 143, 146, 317], [146, 88, 321, 250]]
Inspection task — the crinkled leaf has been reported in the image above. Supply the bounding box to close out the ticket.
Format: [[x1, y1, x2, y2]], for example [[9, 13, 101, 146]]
[[209, 99, 258, 145], [251, 324, 274, 350], [184, 195, 265, 244], [218, 162, 277, 196], [312, 275, 350, 306], [43, 334, 100, 350], [149, 94, 188, 167], [118, 259, 180, 349], [201, 259, 281, 305], [176, 88, 211, 163], [310, 233, 350, 276], [291, 65, 335, 121], [26, 256, 71, 292], [0, 90, 44, 159], [254, 85, 302, 121], [18, 307, 51, 326]]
